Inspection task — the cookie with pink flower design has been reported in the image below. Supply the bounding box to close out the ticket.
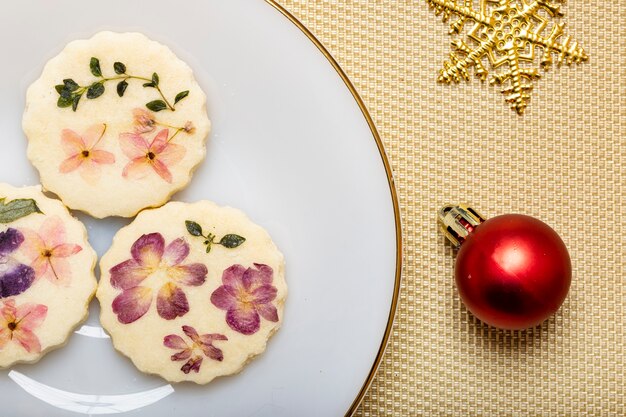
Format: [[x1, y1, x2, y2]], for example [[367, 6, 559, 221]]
[[23, 31, 211, 218], [0, 183, 97, 367], [97, 200, 286, 383]]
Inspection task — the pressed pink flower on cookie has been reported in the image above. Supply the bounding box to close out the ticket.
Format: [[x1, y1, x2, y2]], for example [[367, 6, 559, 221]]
[[119, 129, 185, 183], [133, 108, 157, 133], [59, 124, 115, 184], [110, 233, 207, 324], [0, 300, 47, 354], [133, 108, 196, 135], [21, 216, 83, 285], [211, 264, 279, 335], [164, 325, 227, 374]]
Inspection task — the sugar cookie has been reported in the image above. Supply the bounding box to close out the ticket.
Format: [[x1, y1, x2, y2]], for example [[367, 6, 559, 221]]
[[23, 32, 211, 218], [97, 201, 286, 383], [0, 183, 97, 367]]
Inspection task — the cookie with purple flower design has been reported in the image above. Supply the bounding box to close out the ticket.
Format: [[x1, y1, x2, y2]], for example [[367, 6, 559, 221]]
[[97, 200, 286, 383], [0, 183, 97, 367], [23, 31, 211, 218]]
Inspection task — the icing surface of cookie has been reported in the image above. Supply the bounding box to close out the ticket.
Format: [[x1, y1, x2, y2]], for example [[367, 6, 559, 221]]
[[0, 183, 97, 367], [97, 201, 286, 384], [23, 32, 211, 218]]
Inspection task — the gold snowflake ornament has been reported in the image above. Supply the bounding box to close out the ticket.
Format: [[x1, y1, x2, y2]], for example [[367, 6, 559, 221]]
[[427, 0, 588, 114]]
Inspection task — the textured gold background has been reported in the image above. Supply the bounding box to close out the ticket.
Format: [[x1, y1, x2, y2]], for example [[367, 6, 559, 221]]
[[276, 1, 625, 416]]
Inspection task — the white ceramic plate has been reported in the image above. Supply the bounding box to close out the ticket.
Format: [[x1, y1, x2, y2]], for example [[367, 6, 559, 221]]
[[0, 1, 400, 415]]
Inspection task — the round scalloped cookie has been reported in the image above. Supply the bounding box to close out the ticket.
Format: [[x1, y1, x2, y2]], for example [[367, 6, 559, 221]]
[[0, 183, 97, 367], [23, 31, 211, 218], [97, 201, 286, 384]]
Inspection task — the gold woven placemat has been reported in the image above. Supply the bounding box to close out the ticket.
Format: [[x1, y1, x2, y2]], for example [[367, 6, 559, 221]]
[[276, 1, 625, 416]]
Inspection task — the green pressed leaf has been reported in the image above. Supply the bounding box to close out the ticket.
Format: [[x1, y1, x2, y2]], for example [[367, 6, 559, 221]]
[[142, 82, 155, 88], [117, 80, 129, 97], [59, 88, 72, 99], [72, 95, 81, 111], [185, 220, 203, 237], [0, 198, 43, 223], [113, 62, 126, 74], [151, 72, 159, 86], [86, 83, 105, 99], [63, 79, 79, 91], [206, 245, 212, 253], [219, 234, 246, 249], [146, 100, 167, 112], [55, 84, 65, 94], [57, 95, 73, 108], [90, 57, 102, 77], [174, 90, 189, 105]]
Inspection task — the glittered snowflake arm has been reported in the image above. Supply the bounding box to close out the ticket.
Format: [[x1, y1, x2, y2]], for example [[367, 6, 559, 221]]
[[489, 48, 541, 114], [427, 0, 493, 83], [439, 38, 494, 83], [521, 23, 588, 68], [426, 0, 588, 114], [427, 0, 491, 29]]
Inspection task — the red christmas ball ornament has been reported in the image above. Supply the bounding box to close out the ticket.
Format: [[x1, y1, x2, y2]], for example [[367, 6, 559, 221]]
[[438, 205, 571, 330]]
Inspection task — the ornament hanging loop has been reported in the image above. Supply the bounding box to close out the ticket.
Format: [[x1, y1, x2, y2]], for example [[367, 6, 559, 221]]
[[437, 204, 485, 247]]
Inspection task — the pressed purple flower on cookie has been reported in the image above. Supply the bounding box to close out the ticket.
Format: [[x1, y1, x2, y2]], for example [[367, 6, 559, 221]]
[[110, 233, 207, 324], [0, 299, 47, 353], [164, 325, 227, 374], [0, 229, 36, 298], [211, 264, 279, 335]]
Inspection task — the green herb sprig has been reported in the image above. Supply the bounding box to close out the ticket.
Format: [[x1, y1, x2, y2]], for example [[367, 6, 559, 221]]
[[185, 220, 246, 253], [0, 198, 43, 223], [55, 57, 189, 112]]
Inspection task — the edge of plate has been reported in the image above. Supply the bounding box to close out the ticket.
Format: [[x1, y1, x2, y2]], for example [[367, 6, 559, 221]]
[[264, 2, 403, 415]]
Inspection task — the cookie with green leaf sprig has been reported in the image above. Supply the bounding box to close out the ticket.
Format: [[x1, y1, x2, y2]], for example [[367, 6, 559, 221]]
[[23, 32, 211, 218], [0, 183, 97, 367], [97, 200, 286, 384]]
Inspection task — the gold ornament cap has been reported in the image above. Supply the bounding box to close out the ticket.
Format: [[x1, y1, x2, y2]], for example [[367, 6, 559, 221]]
[[437, 204, 485, 247]]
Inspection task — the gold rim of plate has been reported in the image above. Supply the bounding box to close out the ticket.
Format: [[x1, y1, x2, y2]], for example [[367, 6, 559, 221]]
[[266, 1, 403, 415]]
